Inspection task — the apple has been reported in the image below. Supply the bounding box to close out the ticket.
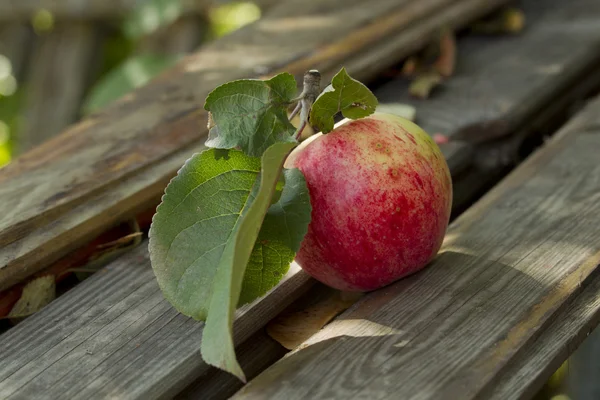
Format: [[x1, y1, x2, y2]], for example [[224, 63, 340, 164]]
[[285, 113, 452, 292]]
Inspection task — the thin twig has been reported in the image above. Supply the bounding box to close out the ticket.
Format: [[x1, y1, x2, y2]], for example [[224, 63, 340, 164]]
[[294, 119, 307, 140], [289, 102, 301, 120]]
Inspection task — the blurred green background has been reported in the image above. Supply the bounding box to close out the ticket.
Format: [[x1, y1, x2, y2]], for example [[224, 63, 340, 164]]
[[0, 0, 263, 168]]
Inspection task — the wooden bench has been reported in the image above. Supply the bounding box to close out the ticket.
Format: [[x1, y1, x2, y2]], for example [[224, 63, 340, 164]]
[[2, 0, 600, 398]]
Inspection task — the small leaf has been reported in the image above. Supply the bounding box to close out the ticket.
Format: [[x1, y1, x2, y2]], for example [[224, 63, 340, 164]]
[[123, 0, 183, 40], [434, 29, 457, 78], [409, 71, 443, 99], [470, 7, 525, 35], [310, 67, 378, 134], [266, 289, 363, 350], [149, 141, 311, 380], [375, 103, 417, 121], [8, 276, 56, 323], [82, 54, 179, 114], [204, 72, 298, 157]]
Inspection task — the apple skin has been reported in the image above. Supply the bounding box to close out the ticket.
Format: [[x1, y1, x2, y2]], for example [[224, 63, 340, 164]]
[[285, 113, 452, 292]]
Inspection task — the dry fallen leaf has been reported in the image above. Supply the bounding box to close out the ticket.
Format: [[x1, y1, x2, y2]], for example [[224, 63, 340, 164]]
[[72, 219, 143, 281], [375, 103, 417, 121], [470, 8, 526, 35], [409, 71, 443, 99], [401, 27, 456, 79], [8, 275, 56, 324], [435, 29, 457, 77], [401, 56, 420, 77], [266, 290, 364, 350]]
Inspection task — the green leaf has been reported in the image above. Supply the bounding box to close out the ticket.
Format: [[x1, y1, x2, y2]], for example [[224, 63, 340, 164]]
[[82, 54, 179, 114], [310, 67, 378, 134], [149, 141, 310, 380], [123, 0, 183, 40], [204, 72, 298, 157], [201, 142, 299, 380], [238, 167, 311, 304]]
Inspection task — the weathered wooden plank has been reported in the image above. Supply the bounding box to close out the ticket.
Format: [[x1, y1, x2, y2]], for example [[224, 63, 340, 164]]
[[179, 281, 351, 399], [0, 0, 510, 292], [485, 267, 600, 400], [474, 99, 600, 400], [563, 323, 600, 400], [371, 0, 600, 216], [0, 243, 312, 400], [16, 23, 103, 154], [374, 0, 600, 161], [176, 331, 288, 399], [137, 15, 205, 56], [231, 94, 600, 399]]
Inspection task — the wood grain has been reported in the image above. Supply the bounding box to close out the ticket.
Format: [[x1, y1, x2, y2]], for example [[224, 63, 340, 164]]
[[374, 0, 600, 163], [484, 260, 600, 400], [0, 244, 313, 400], [0, 0, 508, 292], [16, 23, 103, 154], [231, 94, 600, 400], [137, 15, 205, 56], [176, 331, 288, 400]]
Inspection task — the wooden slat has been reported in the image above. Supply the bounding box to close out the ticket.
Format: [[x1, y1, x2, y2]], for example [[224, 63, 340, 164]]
[[375, 0, 600, 163], [373, 0, 600, 217], [0, 244, 312, 400], [231, 93, 600, 399], [137, 15, 205, 55], [1, 0, 597, 397], [16, 23, 103, 154], [486, 267, 600, 399], [0, 0, 510, 292], [176, 330, 288, 399]]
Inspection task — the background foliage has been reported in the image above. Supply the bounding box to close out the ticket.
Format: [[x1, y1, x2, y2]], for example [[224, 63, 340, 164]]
[[0, 0, 262, 168]]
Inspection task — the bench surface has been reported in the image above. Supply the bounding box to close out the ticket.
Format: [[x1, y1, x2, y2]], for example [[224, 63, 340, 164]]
[[2, 0, 600, 398]]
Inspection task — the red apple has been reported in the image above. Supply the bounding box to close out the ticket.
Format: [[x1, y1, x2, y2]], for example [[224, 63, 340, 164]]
[[285, 113, 452, 292]]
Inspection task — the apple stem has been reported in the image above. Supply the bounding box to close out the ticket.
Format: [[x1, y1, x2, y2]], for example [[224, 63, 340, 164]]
[[291, 70, 321, 140]]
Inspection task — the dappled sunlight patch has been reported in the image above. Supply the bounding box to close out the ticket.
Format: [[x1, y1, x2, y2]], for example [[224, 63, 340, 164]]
[[208, 2, 261, 38], [302, 318, 403, 348]]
